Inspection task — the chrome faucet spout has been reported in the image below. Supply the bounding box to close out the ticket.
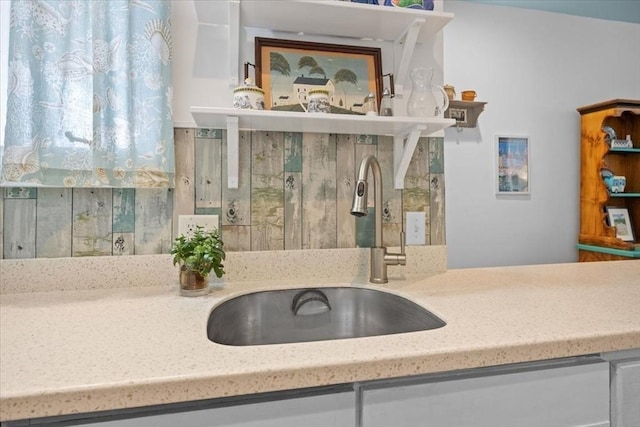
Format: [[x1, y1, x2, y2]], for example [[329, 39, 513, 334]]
[[350, 154, 406, 283]]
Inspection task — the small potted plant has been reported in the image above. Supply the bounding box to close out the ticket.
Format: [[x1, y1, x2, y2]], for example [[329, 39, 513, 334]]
[[170, 226, 225, 296]]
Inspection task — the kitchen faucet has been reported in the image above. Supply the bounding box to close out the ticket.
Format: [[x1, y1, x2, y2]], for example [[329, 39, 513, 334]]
[[351, 154, 406, 284]]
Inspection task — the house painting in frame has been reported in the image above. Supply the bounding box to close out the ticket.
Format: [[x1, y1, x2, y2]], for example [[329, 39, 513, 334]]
[[255, 37, 382, 115]]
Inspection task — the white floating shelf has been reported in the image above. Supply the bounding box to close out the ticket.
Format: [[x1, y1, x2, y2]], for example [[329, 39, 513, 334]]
[[238, 1, 454, 44], [196, 1, 453, 87], [190, 107, 455, 189]]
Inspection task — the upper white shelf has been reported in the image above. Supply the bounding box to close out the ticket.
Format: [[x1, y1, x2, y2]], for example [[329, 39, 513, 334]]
[[190, 107, 455, 137], [236, 1, 454, 43]]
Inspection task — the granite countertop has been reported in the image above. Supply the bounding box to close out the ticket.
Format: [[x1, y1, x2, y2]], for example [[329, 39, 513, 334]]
[[1, 253, 639, 422]]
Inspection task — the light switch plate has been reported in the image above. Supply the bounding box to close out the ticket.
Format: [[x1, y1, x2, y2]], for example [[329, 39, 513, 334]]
[[406, 212, 426, 245], [178, 215, 219, 237]]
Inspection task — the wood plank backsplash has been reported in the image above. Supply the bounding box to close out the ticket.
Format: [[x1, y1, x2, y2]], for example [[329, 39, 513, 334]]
[[0, 128, 446, 259]]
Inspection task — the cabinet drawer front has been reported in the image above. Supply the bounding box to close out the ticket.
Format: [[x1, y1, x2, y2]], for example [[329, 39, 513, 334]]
[[362, 360, 609, 427], [611, 359, 640, 427]]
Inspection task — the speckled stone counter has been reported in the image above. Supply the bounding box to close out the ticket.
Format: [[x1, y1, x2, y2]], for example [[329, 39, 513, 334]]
[[1, 250, 639, 422]]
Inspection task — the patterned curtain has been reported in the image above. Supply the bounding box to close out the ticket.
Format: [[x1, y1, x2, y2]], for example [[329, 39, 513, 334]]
[[2, 0, 174, 187]]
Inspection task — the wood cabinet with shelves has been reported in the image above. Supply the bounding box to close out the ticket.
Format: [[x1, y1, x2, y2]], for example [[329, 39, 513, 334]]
[[577, 99, 640, 261]]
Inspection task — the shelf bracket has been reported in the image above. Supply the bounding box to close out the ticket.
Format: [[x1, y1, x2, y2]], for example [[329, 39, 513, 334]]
[[395, 17, 425, 94], [228, 0, 240, 88], [227, 116, 239, 188], [393, 124, 427, 189]]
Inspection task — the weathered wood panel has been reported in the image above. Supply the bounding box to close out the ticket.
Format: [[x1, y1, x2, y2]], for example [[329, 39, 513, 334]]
[[251, 131, 284, 251], [284, 171, 302, 250], [403, 137, 431, 245], [36, 188, 72, 258], [284, 132, 303, 250], [336, 134, 356, 248], [354, 140, 377, 248], [378, 135, 402, 247], [221, 225, 251, 252], [430, 173, 446, 245], [429, 137, 446, 245], [72, 189, 113, 257], [222, 130, 251, 228], [3, 198, 36, 259], [173, 128, 196, 237], [134, 188, 173, 254], [302, 133, 337, 249], [113, 189, 135, 233], [0, 196, 3, 258], [195, 133, 222, 209], [113, 233, 135, 256]]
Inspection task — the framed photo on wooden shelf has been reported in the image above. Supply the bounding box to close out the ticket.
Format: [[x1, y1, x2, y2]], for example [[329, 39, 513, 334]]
[[495, 135, 530, 195], [254, 37, 382, 115], [606, 206, 635, 242]]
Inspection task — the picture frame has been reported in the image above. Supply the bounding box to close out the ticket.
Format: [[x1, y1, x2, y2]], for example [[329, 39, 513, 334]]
[[606, 206, 635, 242], [449, 108, 467, 124], [255, 37, 383, 115], [495, 135, 530, 195]]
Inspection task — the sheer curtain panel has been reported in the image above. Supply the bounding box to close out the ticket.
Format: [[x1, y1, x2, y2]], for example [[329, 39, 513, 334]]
[[2, 0, 174, 187]]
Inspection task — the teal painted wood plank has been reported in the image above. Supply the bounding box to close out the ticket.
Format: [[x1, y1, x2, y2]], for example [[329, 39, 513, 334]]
[[72, 189, 113, 257], [36, 188, 72, 258], [251, 131, 285, 251], [134, 188, 173, 254], [577, 243, 640, 258], [3, 199, 36, 259], [429, 136, 445, 174], [174, 128, 196, 237], [430, 173, 446, 245], [195, 135, 222, 209], [336, 134, 356, 248], [284, 171, 302, 250], [378, 135, 402, 248], [355, 206, 375, 248], [4, 187, 37, 199], [284, 132, 303, 172], [113, 189, 135, 233], [302, 133, 337, 249], [113, 233, 135, 256], [222, 130, 251, 226]]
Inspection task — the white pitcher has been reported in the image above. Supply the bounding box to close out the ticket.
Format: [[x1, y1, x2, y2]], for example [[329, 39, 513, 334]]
[[406, 67, 449, 118]]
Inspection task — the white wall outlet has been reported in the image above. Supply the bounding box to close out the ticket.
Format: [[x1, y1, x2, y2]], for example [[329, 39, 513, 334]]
[[406, 212, 426, 246], [178, 215, 219, 237]]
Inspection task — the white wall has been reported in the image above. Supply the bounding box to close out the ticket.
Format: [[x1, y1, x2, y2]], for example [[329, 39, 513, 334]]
[[443, 1, 640, 268]]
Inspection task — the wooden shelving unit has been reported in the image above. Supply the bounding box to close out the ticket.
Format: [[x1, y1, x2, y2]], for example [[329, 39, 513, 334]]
[[577, 99, 640, 261]]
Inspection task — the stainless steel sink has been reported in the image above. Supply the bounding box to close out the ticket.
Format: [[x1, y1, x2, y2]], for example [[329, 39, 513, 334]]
[[207, 287, 445, 346]]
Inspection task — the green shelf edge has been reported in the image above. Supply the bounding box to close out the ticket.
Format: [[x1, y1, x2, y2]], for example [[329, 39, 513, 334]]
[[577, 243, 640, 258], [608, 192, 640, 198], [609, 148, 640, 154]]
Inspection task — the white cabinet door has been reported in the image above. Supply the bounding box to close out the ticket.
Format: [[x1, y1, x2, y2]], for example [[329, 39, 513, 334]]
[[78, 390, 355, 427], [362, 359, 610, 427], [611, 358, 640, 427]]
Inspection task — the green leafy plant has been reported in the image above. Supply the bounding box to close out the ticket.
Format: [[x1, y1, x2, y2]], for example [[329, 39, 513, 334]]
[[171, 226, 225, 278]]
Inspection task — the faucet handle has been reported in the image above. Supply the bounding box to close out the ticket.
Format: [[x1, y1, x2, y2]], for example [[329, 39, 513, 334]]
[[400, 231, 406, 255]]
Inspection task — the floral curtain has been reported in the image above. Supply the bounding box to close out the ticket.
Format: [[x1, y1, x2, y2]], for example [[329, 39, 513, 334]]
[[2, 0, 174, 187]]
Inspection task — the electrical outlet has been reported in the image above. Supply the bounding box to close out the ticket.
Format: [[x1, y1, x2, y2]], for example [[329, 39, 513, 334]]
[[405, 212, 426, 246], [178, 215, 219, 237]]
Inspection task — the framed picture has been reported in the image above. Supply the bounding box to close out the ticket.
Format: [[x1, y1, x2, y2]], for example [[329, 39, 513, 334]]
[[255, 37, 382, 115], [495, 135, 530, 195], [606, 207, 635, 242], [449, 108, 467, 124]]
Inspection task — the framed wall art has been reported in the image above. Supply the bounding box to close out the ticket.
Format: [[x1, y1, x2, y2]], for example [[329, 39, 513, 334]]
[[606, 206, 635, 242], [254, 37, 382, 115], [495, 135, 530, 195]]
